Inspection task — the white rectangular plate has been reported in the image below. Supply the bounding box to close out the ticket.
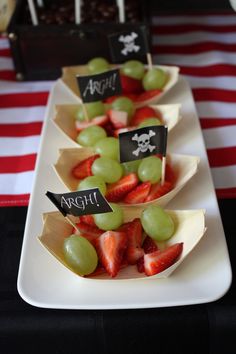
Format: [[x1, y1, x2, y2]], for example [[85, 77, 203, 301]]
[[17, 77, 232, 309]]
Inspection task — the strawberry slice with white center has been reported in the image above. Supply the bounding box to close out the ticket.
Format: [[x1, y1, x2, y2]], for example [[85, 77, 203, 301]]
[[108, 109, 128, 129], [71, 154, 100, 179], [94, 231, 127, 277], [75, 115, 108, 132], [106, 173, 139, 202], [144, 181, 173, 203], [144, 242, 183, 276], [137, 236, 159, 273], [123, 182, 151, 204]]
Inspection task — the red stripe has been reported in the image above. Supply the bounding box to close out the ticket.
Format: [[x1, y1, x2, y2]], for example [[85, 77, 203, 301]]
[[151, 24, 236, 34], [216, 187, 236, 199], [153, 42, 236, 54], [0, 154, 37, 173], [193, 88, 236, 102], [200, 118, 236, 129], [0, 194, 29, 207], [0, 122, 43, 137], [0, 92, 49, 108], [0, 48, 11, 57], [179, 64, 236, 77], [207, 146, 236, 167], [153, 11, 236, 16], [0, 70, 16, 81]]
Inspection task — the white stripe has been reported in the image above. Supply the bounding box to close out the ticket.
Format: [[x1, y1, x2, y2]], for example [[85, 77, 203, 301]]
[[0, 80, 54, 94], [203, 125, 236, 149], [183, 75, 236, 90], [154, 51, 236, 66], [211, 165, 236, 189], [152, 15, 236, 25], [0, 136, 40, 156], [153, 31, 236, 45], [0, 107, 46, 123], [0, 57, 13, 70], [0, 171, 34, 194], [0, 38, 10, 49], [196, 102, 236, 118]]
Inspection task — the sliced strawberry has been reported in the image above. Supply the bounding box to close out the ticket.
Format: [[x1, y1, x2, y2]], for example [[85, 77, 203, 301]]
[[75, 115, 108, 132], [137, 257, 145, 273], [94, 231, 127, 277], [72, 154, 100, 180], [126, 218, 144, 265], [165, 163, 177, 185], [144, 243, 183, 276], [106, 173, 139, 202], [75, 221, 103, 243], [108, 109, 128, 129], [143, 236, 159, 254], [79, 214, 96, 226], [144, 181, 173, 203], [120, 74, 143, 94], [130, 106, 159, 126], [123, 182, 151, 204], [134, 89, 162, 103]]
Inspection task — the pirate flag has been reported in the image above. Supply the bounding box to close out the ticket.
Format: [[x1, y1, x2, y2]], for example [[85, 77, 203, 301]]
[[119, 125, 168, 163], [46, 188, 112, 217], [108, 26, 149, 63], [76, 69, 122, 103]]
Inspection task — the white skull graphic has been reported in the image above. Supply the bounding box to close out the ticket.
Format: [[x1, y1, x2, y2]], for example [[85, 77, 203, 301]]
[[132, 130, 156, 157], [119, 32, 140, 56]]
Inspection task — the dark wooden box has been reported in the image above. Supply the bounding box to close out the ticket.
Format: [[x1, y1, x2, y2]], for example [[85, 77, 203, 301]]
[[7, 0, 150, 81]]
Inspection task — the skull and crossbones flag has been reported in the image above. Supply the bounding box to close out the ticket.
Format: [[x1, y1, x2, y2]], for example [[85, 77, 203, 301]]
[[76, 69, 122, 103], [119, 125, 168, 163], [46, 188, 112, 217], [108, 26, 150, 63]]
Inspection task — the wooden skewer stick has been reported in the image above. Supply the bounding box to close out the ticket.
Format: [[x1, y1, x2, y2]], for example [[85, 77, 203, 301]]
[[146, 53, 153, 70], [117, 0, 125, 23], [27, 0, 38, 25], [65, 216, 80, 233], [75, 0, 81, 24], [161, 156, 166, 186], [81, 103, 89, 122]]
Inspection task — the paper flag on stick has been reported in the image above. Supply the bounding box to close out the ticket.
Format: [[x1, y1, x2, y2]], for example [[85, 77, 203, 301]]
[[119, 125, 168, 163], [76, 69, 122, 103], [46, 188, 112, 217], [108, 26, 150, 63]]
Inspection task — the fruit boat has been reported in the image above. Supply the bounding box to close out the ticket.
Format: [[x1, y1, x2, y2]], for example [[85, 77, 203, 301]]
[[38, 208, 206, 280], [60, 64, 179, 108], [53, 147, 200, 208], [53, 103, 181, 147]]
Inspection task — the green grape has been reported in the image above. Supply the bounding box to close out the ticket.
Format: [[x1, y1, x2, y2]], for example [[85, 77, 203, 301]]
[[94, 137, 119, 161], [94, 203, 123, 231], [122, 159, 142, 175], [76, 125, 107, 147], [142, 68, 167, 91], [75, 101, 105, 122], [138, 117, 161, 128], [92, 157, 123, 183], [138, 156, 162, 184], [111, 97, 135, 120], [63, 235, 98, 275], [87, 57, 110, 74], [120, 60, 145, 80], [141, 205, 175, 241], [78, 175, 107, 196]]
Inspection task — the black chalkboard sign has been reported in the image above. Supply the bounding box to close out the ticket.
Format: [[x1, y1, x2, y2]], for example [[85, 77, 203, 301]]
[[76, 69, 122, 103], [119, 126, 168, 163], [46, 188, 112, 217], [108, 26, 149, 63]]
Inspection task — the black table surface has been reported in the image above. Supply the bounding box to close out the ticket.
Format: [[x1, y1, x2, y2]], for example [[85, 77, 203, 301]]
[[0, 199, 235, 354]]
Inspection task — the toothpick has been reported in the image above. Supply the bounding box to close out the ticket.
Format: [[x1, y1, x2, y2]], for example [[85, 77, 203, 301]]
[[75, 0, 81, 24], [117, 0, 125, 23], [146, 53, 153, 70], [82, 103, 89, 122], [161, 156, 166, 186], [65, 216, 80, 233], [27, 0, 38, 25]]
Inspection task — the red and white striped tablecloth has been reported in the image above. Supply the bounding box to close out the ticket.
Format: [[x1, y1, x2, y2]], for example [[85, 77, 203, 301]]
[[0, 12, 236, 207]]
